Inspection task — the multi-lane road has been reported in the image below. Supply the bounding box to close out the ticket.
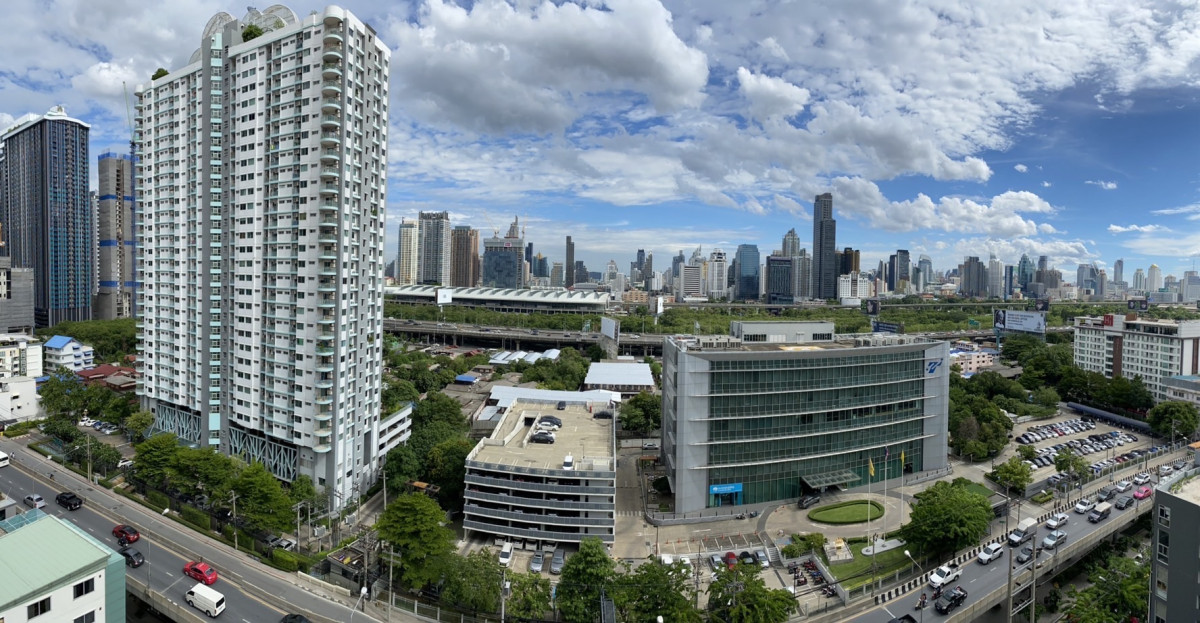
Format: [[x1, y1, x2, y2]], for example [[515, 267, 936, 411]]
[[0, 437, 383, 623]]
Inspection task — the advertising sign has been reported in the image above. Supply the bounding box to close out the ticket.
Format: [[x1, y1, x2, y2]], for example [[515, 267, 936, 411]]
[[708, 483, 743, 494], [435, 289, 453, 305], [655, 296, 665, 316], [865, 299, 881, 316], [872, 321, 903, 334], [601, 317, 620, 340], [993, 309, 1046, 333], [1034, 299, 1050, 312]]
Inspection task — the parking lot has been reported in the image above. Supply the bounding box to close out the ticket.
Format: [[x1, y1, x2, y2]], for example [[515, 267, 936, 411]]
[[1002, 411, 1163, 482]]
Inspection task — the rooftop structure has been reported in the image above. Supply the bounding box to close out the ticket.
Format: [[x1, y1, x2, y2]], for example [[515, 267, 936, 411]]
[[385, 285, 610, 313], [583, 362, 656, 398]]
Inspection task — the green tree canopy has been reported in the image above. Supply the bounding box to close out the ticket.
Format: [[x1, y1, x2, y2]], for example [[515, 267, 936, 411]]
[[900, 479, 992, 559], [1148, 401, 1199, 441], [288, 474, 318, 506], [232, 461, 293, 532], [242, 24, 264, 41], [411, 392, 467, 430], [505, 571, 553, 621], [619, 391, 662, 436], [37, 318, 137, 363], [557, 537, 617, 623], [441, 549, 503, 613], [707, 562, 796, 623], [125, 410, 155, 444], [38, 369, 85, 419], [992, 456, 1033, 496], [612, 558, 701, 623], [376, 494, 456, 590], [152, 67, 169, 80], [134, 433, 180, 487], [1053, 447, 1089, 485], [425, 437, 473, 512]]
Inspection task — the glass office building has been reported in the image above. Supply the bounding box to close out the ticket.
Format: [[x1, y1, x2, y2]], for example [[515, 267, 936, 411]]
[[662, 322, 949, 513]]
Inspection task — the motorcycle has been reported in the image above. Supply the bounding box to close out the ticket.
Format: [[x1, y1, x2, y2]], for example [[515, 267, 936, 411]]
[[748, 510, 759, 518], [735, 513, 747, 520], [915, 595, 928, 610]]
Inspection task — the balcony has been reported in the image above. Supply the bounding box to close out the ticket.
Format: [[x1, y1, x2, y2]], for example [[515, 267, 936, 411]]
[[317, 296, 337, 310], [318, 262, 338, 276], [315, 345, 336, 356], [314, 439, 332, 453], [314, 407, 333, 421], [317, 311, 336, 323], [318, 245, 338, 260], [320, 114, 340, 128], [321, 98, 341, 112], [315, 376, 334, 389], [315, 391, 333, 405], [322, 46, 343, 62], [320, 132, 341, 147], [319, 166, 339, 178], [321, 80, 342, 95], [316, 357, 335, 372], [324, 30, 344, 44]]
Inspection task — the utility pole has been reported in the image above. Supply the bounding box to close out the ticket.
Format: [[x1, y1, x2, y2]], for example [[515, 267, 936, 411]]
[[229, 491, 239, 552], [500, 568, 507, 622], [1004, 489, 1018, 623]]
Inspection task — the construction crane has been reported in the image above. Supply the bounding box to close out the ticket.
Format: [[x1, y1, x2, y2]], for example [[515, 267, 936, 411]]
[[481, 209, 500, 238]]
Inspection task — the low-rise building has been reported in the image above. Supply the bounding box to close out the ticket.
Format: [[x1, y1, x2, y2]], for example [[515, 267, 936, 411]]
[[0, 377, 38, 422], [0, 512, 126, 623], [583, 362, 656, 398], [463, 386, 619, 548], [950, 348, 997, 374], [1162, 375, 1200, 411], [42, 335, 95, 372], [0, 334, 42, 379]]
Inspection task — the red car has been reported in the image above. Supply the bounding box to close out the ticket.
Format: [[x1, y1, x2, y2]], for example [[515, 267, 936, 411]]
[[724, 551, 738, 569], [112, 524, 140, 544], [1133, 486, 1153, 500], [183, 561, 219, 585]]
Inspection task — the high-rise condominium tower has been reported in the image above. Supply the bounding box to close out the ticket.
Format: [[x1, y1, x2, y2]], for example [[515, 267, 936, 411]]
[[0, 107, 92, 327], [781, 228, 801, 258], [418, 211, 451, 285], [395, 219, 419, 285], [450, 225, 479, 287], [1149, 264, 1163, 291], [1112, 258, 1124, 285], [811, 193, 837, 299], [565, 236, 575, 287], [95, 152, 138, 320], [135, 5, 389, 507]]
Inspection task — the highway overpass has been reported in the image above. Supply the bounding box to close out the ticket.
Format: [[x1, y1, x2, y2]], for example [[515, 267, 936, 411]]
[[0, 438, 390, 623]]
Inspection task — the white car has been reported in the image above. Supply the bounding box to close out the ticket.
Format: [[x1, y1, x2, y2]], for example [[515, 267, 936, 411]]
[[928, 564, 962, 590], [1075, 499, 1096, 514], [1133, 473, 1151, 485], [977, 543, 1004, 565], [1046, 513, 1069, 530]]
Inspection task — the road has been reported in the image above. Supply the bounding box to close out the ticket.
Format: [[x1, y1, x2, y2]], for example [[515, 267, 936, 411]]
[[844, 484, 1157, 622], [0, 437, 383, 623]]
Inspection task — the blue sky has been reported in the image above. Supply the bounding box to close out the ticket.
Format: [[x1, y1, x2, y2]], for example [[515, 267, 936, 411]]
[[4, 1, 1200, 281]]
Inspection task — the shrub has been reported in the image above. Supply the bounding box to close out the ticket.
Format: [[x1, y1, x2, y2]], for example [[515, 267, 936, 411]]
[[1031, 490, 1054, 504], [181, 506, 210, 529], [147, 490, 170, 509], [2, 420, 40, 437], [271, 548, 301, 572], [781, 542, 805, 558], [807, 500, 884, 524]]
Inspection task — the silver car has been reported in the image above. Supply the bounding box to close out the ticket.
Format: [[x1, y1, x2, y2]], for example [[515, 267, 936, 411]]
[[529, 551, 545, 573], [24, 494, 45, 509]]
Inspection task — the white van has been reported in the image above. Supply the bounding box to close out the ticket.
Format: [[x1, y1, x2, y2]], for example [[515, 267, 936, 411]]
[[498, 542, 514, 568], [185, 582, 226, 617], [0, 450, 9, 467]]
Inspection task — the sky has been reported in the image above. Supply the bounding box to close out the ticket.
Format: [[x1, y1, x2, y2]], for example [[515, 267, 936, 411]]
[[4, 0, 1200, 281]]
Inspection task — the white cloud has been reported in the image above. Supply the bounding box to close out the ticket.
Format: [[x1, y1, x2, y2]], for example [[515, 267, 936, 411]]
[[71, 60, 141, 99], [1041, 181, 1052, 187], [1039, 223, 1059, 234], [736, 67, 810, 121], [773, 195, 811, 219], [1014, 163, 1028, 173], [1152, 204, 1200, 219], [1086, 180, 1119, 190], [1108, 224, 1166, 233], [949, 237, 1098, 268]]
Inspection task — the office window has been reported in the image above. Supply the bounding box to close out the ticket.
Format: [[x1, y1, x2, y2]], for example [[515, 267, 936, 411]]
[[74, 612, 97, 623], [1157, 530, 1169, 564], [27, 596, 51, 618], [73, 578, 95, 598], [1158, 504, 1170, 528]]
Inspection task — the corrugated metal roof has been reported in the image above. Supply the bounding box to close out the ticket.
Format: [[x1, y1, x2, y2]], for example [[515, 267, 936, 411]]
[[0, 514, 113, 611], [43, 335, 74, 350], [585, 362, 655, 388]]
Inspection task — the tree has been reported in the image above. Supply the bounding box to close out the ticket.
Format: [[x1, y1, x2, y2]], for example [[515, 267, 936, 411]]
[[288, 474, 318, 506], [707, 562, 795, 623], [506, 571, 553, 621], [612, 558, 701, 623], [1032, 387, 1061, 409], [384, 444, 422, 492], [1148, 401, 1199, 441], [232, 461, 293, 532], [1053, 448, 1088, 487], [242, 24, 264, 41], [134, 433, 180, 487], [38, 369, 85, 419], [992, 456, 1033, 496], [411, 392, 466, 430], [425, 437, 473, 512], [42, 414, 82, 443], [152, 67, 169, 80], [619, 391, 662, 435], [900, 479, 992, 558], [376, 494, 456, 590], [66, 436, 121, 473], [1064, 555, 1149, 622], [441, 549, 503, 613], [1017, 444, 1038, 462], [125, 410, 156, 443], [557, 537, 617, 623]]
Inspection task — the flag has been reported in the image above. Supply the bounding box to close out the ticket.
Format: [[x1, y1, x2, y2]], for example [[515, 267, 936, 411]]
[[885, 447, 890, 460], [901, 450, 905, 466], [868, 457, 875, 478]]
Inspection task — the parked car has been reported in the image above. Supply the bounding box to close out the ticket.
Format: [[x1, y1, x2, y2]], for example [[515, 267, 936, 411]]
[[754, 549, 770, 568], [529, 551, 545, 573], [641, 441, 660, 450], [56, 491, 83, 510], [117, 458, 134, 469], [738, 551, 756, 566], [530, 432, 556, 444], [23, 494, 45, 509], [724, 552, 738, 569], [550, 549, 566, 575], [709, 554, 724, 571], [798, 495, 821, 509], [183, 561, 219, 585]]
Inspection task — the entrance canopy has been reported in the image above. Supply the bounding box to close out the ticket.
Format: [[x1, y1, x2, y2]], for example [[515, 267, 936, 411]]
[[801, 469, 861, 489]]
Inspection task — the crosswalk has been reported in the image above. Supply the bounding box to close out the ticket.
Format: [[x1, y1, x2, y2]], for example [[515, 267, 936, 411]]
[[617, 510, 641, 517]]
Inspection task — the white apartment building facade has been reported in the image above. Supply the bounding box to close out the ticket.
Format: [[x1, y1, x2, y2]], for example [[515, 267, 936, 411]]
[[395, 219, 418, 285], [1074, 314, 1200, 402], [135, 5, 389, 507], [0, 334, 42, 379], [42, 335, 94, 371], [837, 271, 872, 299]]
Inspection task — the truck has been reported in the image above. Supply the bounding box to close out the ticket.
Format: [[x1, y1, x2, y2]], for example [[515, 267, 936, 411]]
[[928, 563, 961, 590], [1007, 517, 1038, 547]]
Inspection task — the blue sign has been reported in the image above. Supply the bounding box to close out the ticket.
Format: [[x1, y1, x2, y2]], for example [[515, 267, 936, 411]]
[[872, 321, 903, 334], [709, 483, 743, 494], [927, 360, 943, 375]]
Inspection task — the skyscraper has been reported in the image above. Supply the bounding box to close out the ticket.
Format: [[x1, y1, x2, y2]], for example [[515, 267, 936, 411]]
[[0, 255, 34, 334], [1133, 268, 1147, 291], [839, 246, 860, 275], [781, 229, 801, 258], [811, 193, 837, 299], [396, 219, 419, 285], [987, 255, 1004, 299], [794, 250, 812, 300], [482, 217, 525, 288], [418, 211, 452, 285], [0, 106, 92, 327], [959, 256, 988, 297], [642, 252, 654, 291], [550, 262, 564, 287], [1112, 258, 1124, 285], [95, 152, 138, 320], [734, 244, 761, 301], [1149, 264, 1163, 291], [565, 236, 575, 287], [135, 6, 389, 508], [918, 255, 934, 291], [1016, 254, 1034, 293], [765, 255, 795, 303], [889, 249, 911, 293], [450, 225, 480, 287]]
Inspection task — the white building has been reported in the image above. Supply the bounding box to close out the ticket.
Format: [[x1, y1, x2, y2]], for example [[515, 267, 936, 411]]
[[0, 334, 42, 379], [1074, 314, 1200, 402], [0, 377, 38, 422], [583, 362, 656, 398], [707, 249, 728, 299], [135, 5, 389, 507], [42, 335, 94, 371], [395, 219, 418, 285], [837, 271, 872, 299], [0, 513, 126, 623]]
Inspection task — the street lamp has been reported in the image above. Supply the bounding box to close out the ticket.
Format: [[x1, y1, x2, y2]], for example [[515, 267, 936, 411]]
[[349, 585, 369, 623], [904, 550, 924, 623]]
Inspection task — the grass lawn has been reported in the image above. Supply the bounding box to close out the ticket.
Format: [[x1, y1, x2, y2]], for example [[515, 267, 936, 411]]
[[964, 482, 995, 499], [830, 542, 913, 590], [808, 500, 884, 524]]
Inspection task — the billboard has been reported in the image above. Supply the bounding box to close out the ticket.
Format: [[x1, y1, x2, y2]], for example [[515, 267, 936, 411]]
[[1034, 299, 1050, 312], [655, 296, 665, 316], [872, 321, 903, 334], [865, 299, 881, 316], [993, 309, 1046, 333], [1127, 299, 1150, 311], [435, 289, 453, 305], [601, 317, 620, 340]]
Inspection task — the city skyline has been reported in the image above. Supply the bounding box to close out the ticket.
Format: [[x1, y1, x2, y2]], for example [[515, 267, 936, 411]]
[[5, 1, 1200, 277]]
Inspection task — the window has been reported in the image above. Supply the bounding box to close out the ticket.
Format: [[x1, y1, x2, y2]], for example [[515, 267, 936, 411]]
[[27, 596, 51, 618], [1157, 530, 1170, 564], [73, 578, 95, 598], [1158, 504, 1171, 528], [74, 612, 97, 623]]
